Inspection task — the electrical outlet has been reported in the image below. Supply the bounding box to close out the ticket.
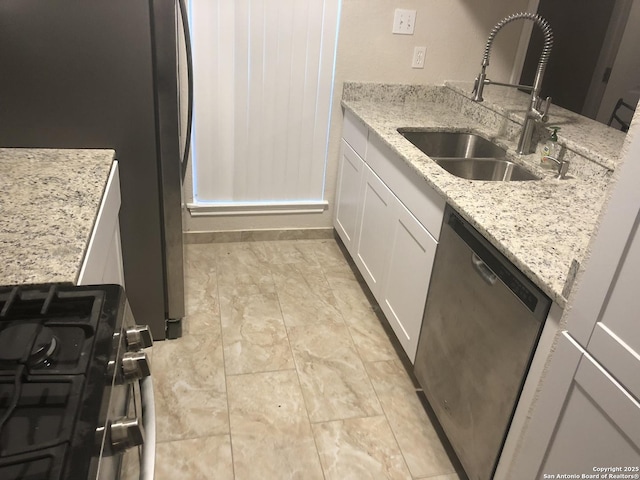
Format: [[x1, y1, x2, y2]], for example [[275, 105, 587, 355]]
[[412, 46, 426, 68], [392, 9, 416, 35]]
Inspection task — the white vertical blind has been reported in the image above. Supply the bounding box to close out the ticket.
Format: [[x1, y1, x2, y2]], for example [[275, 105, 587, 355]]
[[190, 0, 341, 209]]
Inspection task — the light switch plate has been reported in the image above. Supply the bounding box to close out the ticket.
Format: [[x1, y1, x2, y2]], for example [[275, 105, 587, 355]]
[[392, 9, 416, 35]]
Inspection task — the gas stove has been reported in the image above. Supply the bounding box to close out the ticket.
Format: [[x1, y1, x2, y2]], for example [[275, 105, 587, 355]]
[[0, 284, 154, 480]]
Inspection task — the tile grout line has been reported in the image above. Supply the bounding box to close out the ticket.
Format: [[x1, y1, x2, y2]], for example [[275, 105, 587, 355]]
[[306, 239, 412, 475], [364, 359, 418, 479], [268, 243, 328, 480], [314, 242, 418, 478], [320, 240, 423, 477], [213, 244, 236, 480], [343, 337, 416, 476], [183, 240, 449, 479], [224, 367, 298, 379]]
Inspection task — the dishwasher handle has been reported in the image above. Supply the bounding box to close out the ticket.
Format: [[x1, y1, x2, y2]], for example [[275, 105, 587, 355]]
[[472, 253, 498, 285], [444, 205, 551, 320]]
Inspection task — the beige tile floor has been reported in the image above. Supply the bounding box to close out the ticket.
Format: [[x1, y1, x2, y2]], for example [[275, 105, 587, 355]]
[[153, 238, 464, 480]]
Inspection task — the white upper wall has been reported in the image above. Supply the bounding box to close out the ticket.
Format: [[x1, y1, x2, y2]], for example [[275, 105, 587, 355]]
[[336, 0, 531, 85]]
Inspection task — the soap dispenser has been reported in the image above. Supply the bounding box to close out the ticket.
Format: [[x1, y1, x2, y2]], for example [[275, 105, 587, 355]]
[[541, 126, 561, 168]]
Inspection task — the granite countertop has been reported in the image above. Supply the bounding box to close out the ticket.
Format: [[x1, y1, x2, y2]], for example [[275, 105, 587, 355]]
[[341, 83, 624, 307], [446, 81, 626, 170], [0, 148, 116, 285]]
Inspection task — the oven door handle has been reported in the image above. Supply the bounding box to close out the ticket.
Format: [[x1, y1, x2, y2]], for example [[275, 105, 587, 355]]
[[140, 375, 156, 480]]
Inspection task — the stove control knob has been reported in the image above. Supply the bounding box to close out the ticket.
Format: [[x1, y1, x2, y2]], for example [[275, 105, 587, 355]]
[[121, 351, 151, 381], [110, 417, 145, 451], [125, 325, 154, 351]]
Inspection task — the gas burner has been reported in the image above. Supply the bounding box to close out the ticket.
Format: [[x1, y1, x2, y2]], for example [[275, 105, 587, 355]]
[[0, 284, 138, 480], [28, 326, 58, 367], [0, 323, 58, 368]]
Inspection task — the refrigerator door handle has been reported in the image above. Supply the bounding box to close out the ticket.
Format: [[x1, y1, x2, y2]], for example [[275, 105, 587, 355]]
[[178, 0, 193, 183]]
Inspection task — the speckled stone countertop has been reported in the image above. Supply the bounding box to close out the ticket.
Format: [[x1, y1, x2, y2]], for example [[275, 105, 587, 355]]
[[0, 148, 116, 285], [446, 81, 626, 170], [341, 83, 624, 307]]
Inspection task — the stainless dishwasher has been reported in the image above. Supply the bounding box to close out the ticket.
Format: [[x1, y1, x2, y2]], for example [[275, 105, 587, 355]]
[[414, 205, 551, 480]]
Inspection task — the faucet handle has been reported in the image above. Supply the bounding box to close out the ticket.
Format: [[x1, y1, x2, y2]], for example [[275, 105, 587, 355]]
[[538, 96, 552, 122], [472, 72, 486, 102], [544, 146, 570, 179], [557, 158, 570, 179]]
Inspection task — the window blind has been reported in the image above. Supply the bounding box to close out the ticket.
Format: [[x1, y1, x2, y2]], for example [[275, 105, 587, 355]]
[[189, 0, 341, 213]]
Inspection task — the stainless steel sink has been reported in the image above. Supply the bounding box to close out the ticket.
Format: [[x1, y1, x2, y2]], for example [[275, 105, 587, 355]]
[[397, 130, 506, 158], [397, 129, 539, 182], [434, 158, 539, 182]]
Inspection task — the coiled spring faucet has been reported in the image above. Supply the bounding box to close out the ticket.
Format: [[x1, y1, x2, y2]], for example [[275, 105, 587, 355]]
[[472, 12, 554, 155]]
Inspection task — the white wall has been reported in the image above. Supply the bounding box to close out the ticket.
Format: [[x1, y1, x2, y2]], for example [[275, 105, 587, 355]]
[[336, 0, 528, 85], [185, 0, 529, 233]]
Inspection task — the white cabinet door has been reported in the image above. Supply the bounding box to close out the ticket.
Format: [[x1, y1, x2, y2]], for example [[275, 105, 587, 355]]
[[380, 200, 437, 363], [354, 164, 394, 298], [335, 111, 445, 363], [539, 343, 640, 477], [334, 139, 365, 252], [78, 161, 125, 286], [100, 222, 125, 286], [586, 222, 640, 401]]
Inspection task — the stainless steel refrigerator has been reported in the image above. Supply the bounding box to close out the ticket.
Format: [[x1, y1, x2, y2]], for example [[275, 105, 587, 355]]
[[0, 0, 193, 340]]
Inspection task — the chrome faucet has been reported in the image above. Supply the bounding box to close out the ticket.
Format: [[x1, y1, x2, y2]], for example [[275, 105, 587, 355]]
[[544, 150, 570, 179], [472, 12, 554, 155]]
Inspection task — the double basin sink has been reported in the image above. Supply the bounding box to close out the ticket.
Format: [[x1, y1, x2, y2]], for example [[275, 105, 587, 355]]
[[397, 129, 539, 182]]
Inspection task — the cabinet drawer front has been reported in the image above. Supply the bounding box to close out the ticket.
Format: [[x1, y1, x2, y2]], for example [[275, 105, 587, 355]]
[[366, 133, 445, 240], [343, 109, 368, 159], [541, 349, 640, 474], [586, 222, 640, 401], [574, 350, 640, 448], [588, 323, 640, 402]]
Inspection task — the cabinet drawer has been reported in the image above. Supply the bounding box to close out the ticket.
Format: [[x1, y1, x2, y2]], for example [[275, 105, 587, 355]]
[[588, 323, 640, 402], [367, 133, 445, 240], [574, 351, 640, 447], [584, 221, 640, 401], [343, 109, 368, 159], [541, 342, 640, 474]]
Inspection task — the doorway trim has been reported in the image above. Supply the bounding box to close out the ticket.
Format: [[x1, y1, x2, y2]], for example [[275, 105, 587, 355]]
[[509, 0, 540, 84], [582, 0, 634, 118]]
